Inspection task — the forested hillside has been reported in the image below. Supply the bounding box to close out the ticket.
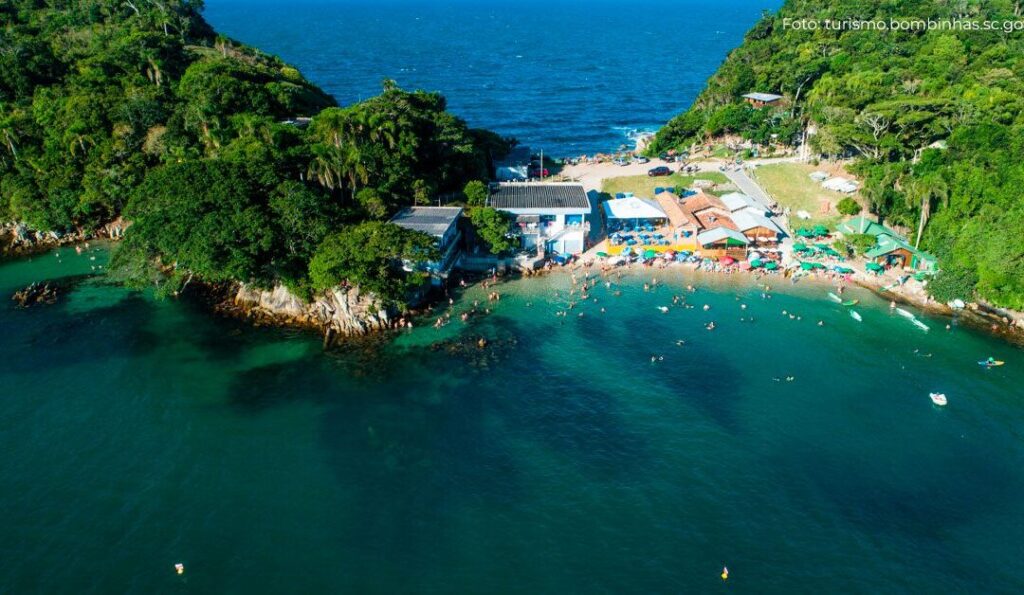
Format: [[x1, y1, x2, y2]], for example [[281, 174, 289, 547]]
[[1, 1, 499, 303], [651, 0, 1024, 309]]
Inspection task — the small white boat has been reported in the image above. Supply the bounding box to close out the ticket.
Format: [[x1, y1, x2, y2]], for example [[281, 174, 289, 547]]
[[850, 311, 862, 322], [657, 306, 669, 313], [912, 319, 930, 331], [930, 392, 947, 406], [895, 308, 915, 319], [827, 292, 842, 303]]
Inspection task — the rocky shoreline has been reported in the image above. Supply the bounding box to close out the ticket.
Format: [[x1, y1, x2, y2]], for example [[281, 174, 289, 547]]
[[0, 220, 127, 259], [204, 282, 418, 348]]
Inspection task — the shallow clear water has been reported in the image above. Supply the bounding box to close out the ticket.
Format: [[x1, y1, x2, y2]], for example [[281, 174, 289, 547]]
[[202, 0, 780, 156], [2, 247, 1024, 592]]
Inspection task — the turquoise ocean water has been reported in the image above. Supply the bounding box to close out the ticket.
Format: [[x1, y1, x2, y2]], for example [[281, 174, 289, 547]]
[[2, 247, 1023, 592]]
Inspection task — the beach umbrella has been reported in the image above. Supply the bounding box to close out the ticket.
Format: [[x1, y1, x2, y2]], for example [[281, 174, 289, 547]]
[[720, 256, 736, 265], [792, 242, 808, 252], [749, 251, 763, 261], [800, 262, 815, 271], [596, 251, 608, 258], [644, 249, 658, 259], [813, 224, 829, 236], [750, 259, 763, 268], [834, 266, 854, 274], [764, 262, 779, 271], [739, 261, 752, 271], [866, 262, 884, 273]]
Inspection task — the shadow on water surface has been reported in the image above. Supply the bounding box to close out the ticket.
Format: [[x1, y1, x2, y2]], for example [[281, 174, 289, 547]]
[[575, 304, 746, 432], [3, 290, 162, 372]]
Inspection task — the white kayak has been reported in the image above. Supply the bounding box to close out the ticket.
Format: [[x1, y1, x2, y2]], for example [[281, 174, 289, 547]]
[[912, 319, 930, 331], [930, 392, 947, 406], [850, 311, 862, 322], [895, 307, 916, 319]]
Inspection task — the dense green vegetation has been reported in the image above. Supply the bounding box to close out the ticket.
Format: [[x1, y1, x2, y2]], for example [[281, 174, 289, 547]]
[[2, 1, 501, 305], [651, 0, 1024, 308]]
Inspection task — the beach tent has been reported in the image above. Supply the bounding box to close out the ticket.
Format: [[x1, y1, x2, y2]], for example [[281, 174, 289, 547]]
[[822, 177, 859, 193], [603, 196, 667, 221]]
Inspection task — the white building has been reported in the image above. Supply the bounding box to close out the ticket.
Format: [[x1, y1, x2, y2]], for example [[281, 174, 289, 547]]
[[489, 183, 591, 255], [720, 192, 770, 214], [389, 206, 463, 283]]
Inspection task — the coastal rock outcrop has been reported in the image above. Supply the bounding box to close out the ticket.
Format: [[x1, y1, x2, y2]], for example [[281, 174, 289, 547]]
[[1, 218, 130, 257], [230, 283, 394, 341]]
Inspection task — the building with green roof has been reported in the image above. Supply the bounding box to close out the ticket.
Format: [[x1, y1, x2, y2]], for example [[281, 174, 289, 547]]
[[862, 232, 938, 272]]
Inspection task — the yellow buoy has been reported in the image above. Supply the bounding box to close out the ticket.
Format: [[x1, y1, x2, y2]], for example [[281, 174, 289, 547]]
[[721, 566, 729, 580]]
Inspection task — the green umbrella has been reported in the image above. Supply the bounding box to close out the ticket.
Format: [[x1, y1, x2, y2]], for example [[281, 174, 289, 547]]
[[797, 228, 815, 238], [866, 262, 884, 273], [644, 249, 658, 259], [793, 242, 808, 252], [750, 259, 763, 268], [596, 251, 609, 258], [813, 225, 829, 236], [764, 261, 779, 270], [834, 266, 854, 274], [800, 262, 815, 271]]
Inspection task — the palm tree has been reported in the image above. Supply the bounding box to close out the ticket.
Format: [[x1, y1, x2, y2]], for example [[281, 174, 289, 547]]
[[907, 174, 948, 248]]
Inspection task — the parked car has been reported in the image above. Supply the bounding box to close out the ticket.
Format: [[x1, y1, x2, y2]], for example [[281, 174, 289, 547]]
[[613, 157, 630, 167], [647, 166, 672, 177], [632, 155, 650, 164]]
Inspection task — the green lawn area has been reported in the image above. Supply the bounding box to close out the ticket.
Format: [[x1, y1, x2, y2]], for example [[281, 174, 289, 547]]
[[601, 172, 729, 198], [752, 162, 852, 230]]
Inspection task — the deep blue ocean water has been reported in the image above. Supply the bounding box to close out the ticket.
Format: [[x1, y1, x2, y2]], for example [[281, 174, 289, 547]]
[[202, 0, 781, 156]]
